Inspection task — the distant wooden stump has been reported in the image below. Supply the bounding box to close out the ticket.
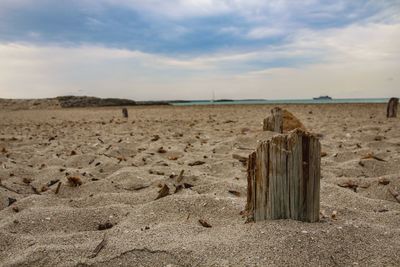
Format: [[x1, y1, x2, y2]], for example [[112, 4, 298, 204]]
[[387, 97, 398, 118], [263, 107, 283, 133], [246, 129, 321, 222], [263, 107, 305, 133], [122, 108, 128, 118]]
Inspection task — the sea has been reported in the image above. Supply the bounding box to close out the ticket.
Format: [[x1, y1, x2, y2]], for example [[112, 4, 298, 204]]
[[171, 98, 389, 106]]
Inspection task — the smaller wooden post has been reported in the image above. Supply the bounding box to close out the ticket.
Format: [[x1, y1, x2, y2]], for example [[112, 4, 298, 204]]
[[263, 107, 283, 133], [246, 129, 321, 222], [387, 97, 398, 118], [122, 108, 128, 118]]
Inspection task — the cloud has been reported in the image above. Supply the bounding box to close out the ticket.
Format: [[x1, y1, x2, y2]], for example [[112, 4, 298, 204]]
[[0, 1, 400, 100], [1, 21, 399, 100], [246, 28, 286, 40], [292, 23, 400, 63], [1, 0, 399, 56]]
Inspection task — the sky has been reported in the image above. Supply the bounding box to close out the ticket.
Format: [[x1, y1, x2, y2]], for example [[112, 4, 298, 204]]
[[0, 0, 399, 100]]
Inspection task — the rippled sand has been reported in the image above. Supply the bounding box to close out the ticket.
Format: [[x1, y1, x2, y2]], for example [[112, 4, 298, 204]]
[[0, 104, 399, 266]]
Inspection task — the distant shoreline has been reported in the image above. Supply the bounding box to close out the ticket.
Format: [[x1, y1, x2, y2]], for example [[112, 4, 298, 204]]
[[0, 96, 391, 110], [170, 98, 389, 106]]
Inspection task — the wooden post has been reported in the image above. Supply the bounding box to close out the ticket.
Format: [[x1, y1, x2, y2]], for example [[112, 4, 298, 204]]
[[263, 107, 283, 133], [246, 129, 321, 222], [387, 97, 398, 118], [122, 108, 128, 118]]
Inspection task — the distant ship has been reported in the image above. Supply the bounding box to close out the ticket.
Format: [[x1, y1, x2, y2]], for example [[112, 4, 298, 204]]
[[313, 95, 332, 100]]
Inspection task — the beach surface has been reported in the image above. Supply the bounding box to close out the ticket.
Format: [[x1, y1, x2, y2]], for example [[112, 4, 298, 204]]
[[0, 103, 399, 266]]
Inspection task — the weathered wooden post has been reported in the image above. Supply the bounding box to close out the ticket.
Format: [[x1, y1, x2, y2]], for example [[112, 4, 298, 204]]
[[263, 107, 283, 133], [246, 129, 321, 222], [122, 107, 128, 118], [263, 107, 305, 133], [387, 97, 398, 118]]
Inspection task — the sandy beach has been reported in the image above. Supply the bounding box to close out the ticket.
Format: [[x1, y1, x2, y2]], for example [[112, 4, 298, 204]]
[[0, 103, 399, 266]]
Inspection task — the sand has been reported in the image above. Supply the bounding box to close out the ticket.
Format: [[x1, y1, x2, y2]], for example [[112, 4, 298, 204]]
[[0, 103, 399, 266]]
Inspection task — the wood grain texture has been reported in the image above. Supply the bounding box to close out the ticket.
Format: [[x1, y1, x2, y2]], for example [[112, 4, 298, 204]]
[[246, 129, 321, 222], [263, 107, 306, 133], [263, 107, 283, 133], [387, 98, 398, 118]]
